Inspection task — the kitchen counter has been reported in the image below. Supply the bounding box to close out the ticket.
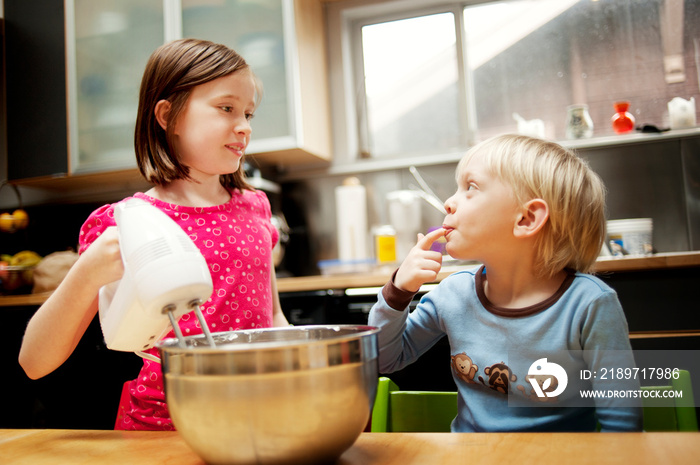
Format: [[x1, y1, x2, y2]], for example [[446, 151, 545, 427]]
[[0, 292, 53, 307], [276, 251, 700, 293], [0, 429, 698, 464], [2, 251, 700, 306]]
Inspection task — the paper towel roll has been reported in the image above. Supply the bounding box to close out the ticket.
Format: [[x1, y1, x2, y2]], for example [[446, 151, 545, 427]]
[[335, 177, 368, 260]]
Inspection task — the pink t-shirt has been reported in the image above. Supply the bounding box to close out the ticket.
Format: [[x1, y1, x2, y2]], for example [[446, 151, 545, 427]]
[[79, 189, 278, 430]]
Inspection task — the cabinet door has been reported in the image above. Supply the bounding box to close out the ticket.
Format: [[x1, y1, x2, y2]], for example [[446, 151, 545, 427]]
[[67, 0, 164, 174], [181, 0, 292, 148], [180, 0, 331, 165], [5, 0, 69, 180]]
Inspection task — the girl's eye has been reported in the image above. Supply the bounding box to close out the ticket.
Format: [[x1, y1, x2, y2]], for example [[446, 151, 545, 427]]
[[221, 106, 233, 113], [245, 113, 255, 121]]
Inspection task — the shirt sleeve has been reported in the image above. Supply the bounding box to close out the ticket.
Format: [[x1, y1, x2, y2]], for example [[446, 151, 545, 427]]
[[580, 289, 643, 432], [253, 189, 279, 249], [368, 279, 446, 374], [78, 203, 117, 255]]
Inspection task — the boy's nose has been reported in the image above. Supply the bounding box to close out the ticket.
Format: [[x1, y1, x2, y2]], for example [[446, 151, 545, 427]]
[[443, 196, 454, 214]]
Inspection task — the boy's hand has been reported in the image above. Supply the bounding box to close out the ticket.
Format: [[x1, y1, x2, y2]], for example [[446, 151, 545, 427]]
[[394, 228, 445, 293]]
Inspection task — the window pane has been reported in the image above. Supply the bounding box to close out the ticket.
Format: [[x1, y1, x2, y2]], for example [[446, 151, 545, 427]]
[[361, 13, 461, 158], [464, 0, 700, 141]]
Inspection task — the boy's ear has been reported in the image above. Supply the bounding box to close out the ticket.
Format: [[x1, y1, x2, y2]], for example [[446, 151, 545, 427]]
[[154, 100, 171, 131], [514, 199, 549, 238]]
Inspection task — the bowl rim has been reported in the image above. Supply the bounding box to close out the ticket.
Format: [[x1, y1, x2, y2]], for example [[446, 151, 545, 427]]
[[156, 324, 379, 354]]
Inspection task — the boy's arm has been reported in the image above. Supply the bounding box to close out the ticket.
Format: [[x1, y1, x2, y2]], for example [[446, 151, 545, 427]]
[[582, 291, 643, 431], [368, 228, 446, 373], [18, 227, 124, 379]]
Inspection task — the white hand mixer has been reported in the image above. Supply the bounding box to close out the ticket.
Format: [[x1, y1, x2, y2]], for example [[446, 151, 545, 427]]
[[98, 198, 216, 359]]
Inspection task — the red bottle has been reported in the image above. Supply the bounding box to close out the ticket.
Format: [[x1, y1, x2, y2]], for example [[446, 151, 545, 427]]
[[611, 101, 635, 134]]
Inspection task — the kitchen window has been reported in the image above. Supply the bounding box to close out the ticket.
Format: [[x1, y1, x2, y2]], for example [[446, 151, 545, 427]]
[[327, 0, 700, 162]]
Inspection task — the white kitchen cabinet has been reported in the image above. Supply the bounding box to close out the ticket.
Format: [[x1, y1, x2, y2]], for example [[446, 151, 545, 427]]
[[180, 0, 332, 166], [67, 0, 164, 174], [6, 0, 330, 187]]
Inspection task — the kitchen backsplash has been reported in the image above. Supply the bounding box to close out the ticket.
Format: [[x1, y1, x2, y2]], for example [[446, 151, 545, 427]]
[[278, 134, 700, 276]]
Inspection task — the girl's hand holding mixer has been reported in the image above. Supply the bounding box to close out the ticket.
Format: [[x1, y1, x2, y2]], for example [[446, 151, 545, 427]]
[[78, 226, 124, 291]]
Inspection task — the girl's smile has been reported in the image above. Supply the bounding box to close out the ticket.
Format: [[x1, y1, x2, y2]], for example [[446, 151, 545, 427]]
[[225, 142, 246, 158]]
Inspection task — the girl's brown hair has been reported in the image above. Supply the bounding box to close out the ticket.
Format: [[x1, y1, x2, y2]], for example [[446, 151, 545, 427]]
[[134, 38, 257, 190]]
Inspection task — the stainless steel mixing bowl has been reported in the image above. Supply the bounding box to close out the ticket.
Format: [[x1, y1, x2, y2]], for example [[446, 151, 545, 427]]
[[157, 325, 379, 465]]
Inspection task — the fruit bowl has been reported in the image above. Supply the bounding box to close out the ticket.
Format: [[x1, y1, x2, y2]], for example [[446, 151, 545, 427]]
[[0, 264, 37, 294], [0, 251, 43, 294], [0, 210, 29, 233], [0, 182, 29, 234]]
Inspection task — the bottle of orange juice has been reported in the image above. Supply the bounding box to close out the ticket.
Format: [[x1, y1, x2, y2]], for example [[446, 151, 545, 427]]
[[374, 225, 397, 264]]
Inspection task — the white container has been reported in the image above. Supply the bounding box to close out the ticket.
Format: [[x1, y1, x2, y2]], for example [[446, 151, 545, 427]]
[[335, 177, 368, 261], [387, 190, 422, 261], [607, 218, 653, 256], [513, 113, 545, 138], [667, 97, 696, 130]]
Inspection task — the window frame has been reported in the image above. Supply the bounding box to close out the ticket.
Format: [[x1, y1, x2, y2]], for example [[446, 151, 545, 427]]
[[327, 0, 486, 165]]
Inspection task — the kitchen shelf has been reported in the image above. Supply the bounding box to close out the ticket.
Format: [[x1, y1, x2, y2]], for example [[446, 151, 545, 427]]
[[280, 128, 700, 181], [9, 169, 151, 194]]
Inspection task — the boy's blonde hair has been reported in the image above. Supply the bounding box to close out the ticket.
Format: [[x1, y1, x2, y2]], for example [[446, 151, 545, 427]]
[[458, 134, 606, 277]]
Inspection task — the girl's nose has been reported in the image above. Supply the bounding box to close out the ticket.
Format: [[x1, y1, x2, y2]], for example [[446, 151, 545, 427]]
[[235, 118, 252, 137]]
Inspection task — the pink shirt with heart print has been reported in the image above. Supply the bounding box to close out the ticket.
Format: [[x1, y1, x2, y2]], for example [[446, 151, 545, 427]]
[[78, 189, 278, 430]]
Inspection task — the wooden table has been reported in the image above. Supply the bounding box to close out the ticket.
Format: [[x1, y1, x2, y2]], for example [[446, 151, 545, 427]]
[[1, 429, 698, 464]]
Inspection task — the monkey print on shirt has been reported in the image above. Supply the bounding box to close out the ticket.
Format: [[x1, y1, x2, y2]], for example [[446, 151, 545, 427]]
[[451, 352, 557, 400]]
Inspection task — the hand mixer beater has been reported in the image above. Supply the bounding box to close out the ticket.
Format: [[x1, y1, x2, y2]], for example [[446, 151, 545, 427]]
[[98, 198, 216, 359]]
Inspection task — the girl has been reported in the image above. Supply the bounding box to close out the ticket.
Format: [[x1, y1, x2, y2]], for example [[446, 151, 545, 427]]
[[19, 38, 289, 430]]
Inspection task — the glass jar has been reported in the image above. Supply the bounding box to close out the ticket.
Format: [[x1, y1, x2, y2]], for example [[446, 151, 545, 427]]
[[565, 104, 594, 139], [373, 225, 397, 264]]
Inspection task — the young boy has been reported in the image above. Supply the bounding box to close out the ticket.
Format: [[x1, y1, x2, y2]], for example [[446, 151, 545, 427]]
[[369, 134, 642, 432]]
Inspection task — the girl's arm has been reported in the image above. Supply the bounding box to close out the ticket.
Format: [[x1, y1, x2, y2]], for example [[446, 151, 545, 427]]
[[269, 258, 289, 327], [18, 227, 124, 379]]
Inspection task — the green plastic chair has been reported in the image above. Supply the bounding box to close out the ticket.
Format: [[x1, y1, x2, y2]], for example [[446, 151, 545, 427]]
[[370, 377, 458, 432], [372, 371, 698, 432], [641, 369, 698, 432]]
